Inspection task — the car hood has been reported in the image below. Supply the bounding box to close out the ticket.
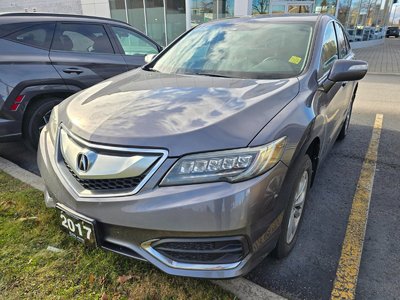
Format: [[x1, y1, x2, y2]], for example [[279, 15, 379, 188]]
[[60, 69, 299, 156]]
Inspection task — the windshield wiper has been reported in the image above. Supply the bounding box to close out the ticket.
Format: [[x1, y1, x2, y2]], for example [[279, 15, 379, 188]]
[[192, 72, 231, 78], [143, 66, 160, 72]]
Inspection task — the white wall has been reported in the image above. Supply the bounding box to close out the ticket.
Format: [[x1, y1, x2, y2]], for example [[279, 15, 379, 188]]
[[81, 0, 111, 18], [234, 0, 252, 16], [0, 0, 82, 14]]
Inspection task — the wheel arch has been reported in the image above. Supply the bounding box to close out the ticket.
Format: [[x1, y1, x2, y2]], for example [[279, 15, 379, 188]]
[[19, 84, 81, 133]]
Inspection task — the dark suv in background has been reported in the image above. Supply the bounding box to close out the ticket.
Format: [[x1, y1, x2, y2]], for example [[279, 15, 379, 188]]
[[386, 26, 399, 38], [0, 13, 161, 147]]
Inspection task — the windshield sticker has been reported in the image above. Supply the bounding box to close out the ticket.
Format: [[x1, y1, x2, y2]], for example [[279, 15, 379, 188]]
[[289, 56, 302, 65]]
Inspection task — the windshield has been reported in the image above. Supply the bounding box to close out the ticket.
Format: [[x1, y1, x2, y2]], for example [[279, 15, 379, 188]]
[[150, 20, 314, 79]]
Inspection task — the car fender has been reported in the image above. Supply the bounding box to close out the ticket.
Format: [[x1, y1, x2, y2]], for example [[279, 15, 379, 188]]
[[0, 82, 82, 138], [249, 89, 323, 171]]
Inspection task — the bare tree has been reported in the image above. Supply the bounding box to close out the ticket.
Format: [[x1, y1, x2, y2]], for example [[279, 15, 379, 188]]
[[253, 0, 269, 14]]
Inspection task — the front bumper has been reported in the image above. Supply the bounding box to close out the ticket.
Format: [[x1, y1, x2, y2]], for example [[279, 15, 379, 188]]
[[38, 128, 289, 278]]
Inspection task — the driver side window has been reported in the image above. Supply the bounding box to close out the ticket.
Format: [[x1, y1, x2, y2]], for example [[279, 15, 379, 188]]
[[319, 22, 338, 77]]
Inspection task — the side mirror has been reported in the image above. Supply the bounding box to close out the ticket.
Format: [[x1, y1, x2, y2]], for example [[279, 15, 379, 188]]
[[328, 59, 368, 82], [144, 54, 157, 64]]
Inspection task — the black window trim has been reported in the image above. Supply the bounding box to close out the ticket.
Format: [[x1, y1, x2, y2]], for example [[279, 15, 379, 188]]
[[318, 20, 340, 80], [334, 21, 351, 60], [3, 22, 56, 51], [107, 24, 161, 56], [50, 21, 117, 55]]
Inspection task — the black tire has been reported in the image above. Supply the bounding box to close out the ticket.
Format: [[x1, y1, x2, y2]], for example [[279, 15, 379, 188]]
[[23, 97, 63, 149], [273, 155, 312, 259], [337, 101, 354, 141]]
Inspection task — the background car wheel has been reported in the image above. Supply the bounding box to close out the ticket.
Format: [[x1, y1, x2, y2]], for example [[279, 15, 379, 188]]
[[273, 155, 312, 259], [23, 97, 63, 149]]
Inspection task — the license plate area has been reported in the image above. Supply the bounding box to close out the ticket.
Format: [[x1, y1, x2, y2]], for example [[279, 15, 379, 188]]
[[56, 204, 98, 247]]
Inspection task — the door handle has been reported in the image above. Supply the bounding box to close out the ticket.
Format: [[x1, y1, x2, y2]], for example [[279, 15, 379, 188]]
[[63, 68, 83, 74]]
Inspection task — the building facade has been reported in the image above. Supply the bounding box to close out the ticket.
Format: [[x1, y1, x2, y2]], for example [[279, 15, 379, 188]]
[[0, 0, 394, 46], [107, 0, 393, 46]]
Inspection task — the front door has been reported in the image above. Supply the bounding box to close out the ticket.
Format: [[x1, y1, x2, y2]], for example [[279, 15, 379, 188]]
[[108, 25, 160, 71]]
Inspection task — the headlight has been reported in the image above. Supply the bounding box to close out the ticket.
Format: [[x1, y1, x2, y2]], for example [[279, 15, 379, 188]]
[[160, 137, 287, 186], [47, 105, 59, 144]]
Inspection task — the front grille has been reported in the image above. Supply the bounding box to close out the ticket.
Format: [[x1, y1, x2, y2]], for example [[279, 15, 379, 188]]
[[64, 159, 147, 191], [152, 238, 248, 264]]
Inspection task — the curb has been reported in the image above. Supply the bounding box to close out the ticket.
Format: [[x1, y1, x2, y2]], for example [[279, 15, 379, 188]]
[[213, 278, 286, 300], [367, 72, 400, 76], [0, 155, 285, 300], [0, 157, 44, 192]]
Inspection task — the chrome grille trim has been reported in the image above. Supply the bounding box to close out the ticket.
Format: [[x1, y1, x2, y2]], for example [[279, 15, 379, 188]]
[[55, 124, 168, 198]]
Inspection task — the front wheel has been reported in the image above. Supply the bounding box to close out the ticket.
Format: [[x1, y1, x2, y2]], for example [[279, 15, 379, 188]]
[[23, 97, 63, 149], [273, 155, 312, 258]]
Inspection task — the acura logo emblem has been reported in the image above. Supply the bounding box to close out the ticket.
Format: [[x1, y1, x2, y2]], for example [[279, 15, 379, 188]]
[[77, 153, 90, 172]]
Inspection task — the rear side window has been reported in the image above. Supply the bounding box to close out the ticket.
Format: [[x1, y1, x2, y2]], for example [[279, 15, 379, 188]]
[[5, 23, 55, 49], [319, 22, 338, 77], [52, 23, 114, 54], [111, 26, 158, 56], [334, 23, 348, 58]]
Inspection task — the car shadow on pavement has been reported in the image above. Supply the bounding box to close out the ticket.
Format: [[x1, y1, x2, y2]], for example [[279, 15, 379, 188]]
[[0, 141, 39, 175], [246, 121, 399, 300]]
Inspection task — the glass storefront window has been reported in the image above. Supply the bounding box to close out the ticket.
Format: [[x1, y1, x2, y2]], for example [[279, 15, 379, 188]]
[[347, 0, 361, 41], [288, 5, 311, 13], [166, 0, 186, 43], [145, 0, 165, 46], [337, 0, 351, 25], [357, 0, 373, 41], [253, 0, 269, 14], [271, 5, 285, 14], [191, 0, 233, 26], [109, 0, 127, 22], [127, 0, 146, 33], [191, 0, 214, 27], [314, 0, 336, 15], [218, 0, 235, 18]]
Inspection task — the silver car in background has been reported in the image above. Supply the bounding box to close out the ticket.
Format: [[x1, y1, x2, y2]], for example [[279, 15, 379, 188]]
[[38, 15, 367, 278]]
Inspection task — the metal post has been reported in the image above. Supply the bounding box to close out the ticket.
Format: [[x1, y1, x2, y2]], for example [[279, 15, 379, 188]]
[[124, 0, 129, 23], [143, 0, 148, 35], [335, 0, 340, 17], [163, 0, 168, 45], [185, 0, 192, 30]]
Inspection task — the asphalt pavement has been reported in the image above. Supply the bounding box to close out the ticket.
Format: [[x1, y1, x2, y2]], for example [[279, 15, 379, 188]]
[[247, 73, 400, 299], [0, 40, 399, 300]]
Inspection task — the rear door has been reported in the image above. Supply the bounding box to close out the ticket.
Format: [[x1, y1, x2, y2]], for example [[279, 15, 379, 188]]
[[49, 22, 127, 89], [108, 25, 160, 70]]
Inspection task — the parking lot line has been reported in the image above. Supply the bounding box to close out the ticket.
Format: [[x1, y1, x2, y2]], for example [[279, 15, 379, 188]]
[[330, 114, 383, 300]]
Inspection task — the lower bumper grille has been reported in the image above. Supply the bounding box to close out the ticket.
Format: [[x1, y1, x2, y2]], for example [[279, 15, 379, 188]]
[[151, 237, 248, 265], [64, 159, 147, 191]]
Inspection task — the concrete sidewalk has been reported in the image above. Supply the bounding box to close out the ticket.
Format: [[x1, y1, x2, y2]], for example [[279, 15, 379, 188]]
[[353, 38, 400, 74]]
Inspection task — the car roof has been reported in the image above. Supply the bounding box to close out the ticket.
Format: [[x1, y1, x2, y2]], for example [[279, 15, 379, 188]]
[[0, 12, 129, 26], [204, 14, 326, 26]]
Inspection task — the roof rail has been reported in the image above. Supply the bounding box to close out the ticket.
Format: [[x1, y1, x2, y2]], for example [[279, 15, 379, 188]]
[[0, 12, 129, 26]]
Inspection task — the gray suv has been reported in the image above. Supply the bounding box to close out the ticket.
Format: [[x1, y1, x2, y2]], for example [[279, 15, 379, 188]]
[[0, 13, 161, 147], [38, 15, 367, 279]]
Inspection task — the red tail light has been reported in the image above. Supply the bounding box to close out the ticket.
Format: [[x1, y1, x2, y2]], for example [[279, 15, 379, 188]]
[[10, 95, 25, 111]]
